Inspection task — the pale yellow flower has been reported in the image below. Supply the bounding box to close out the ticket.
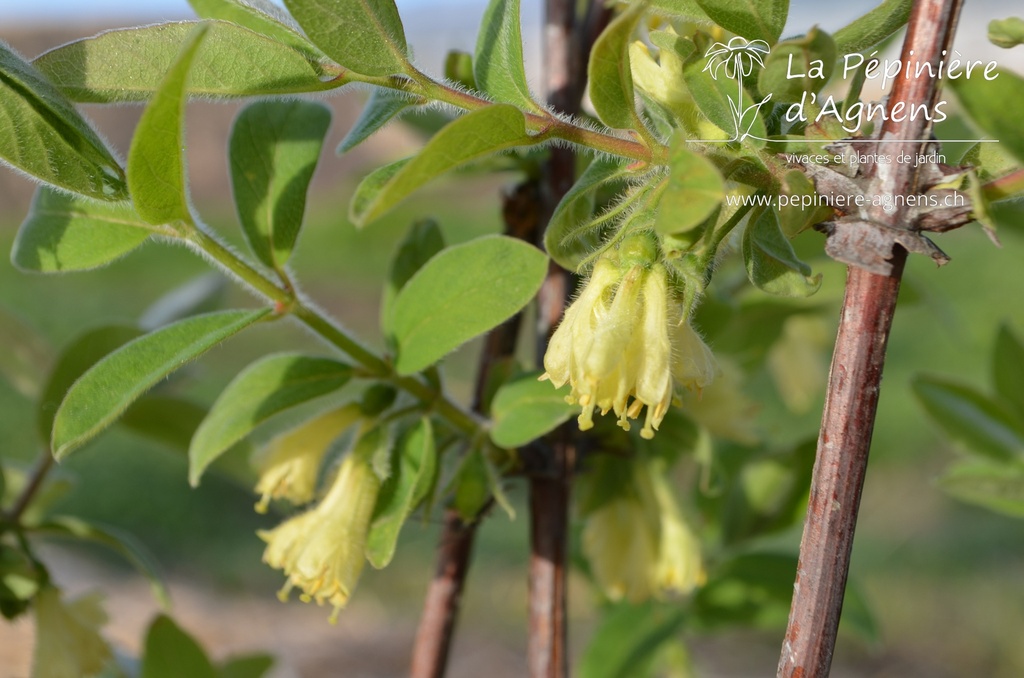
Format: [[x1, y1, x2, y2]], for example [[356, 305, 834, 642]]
[[254, 404, 362, 513], [260, 446, 381, 622], [32, 587, 111, 678], [582, 459, 704, 602], [542, 248, 716, 439]]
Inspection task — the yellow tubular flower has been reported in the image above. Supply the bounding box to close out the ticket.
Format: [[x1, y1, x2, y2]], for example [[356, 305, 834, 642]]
[[643, 464, 706, 597], [259, 447, 382, 622], [254, 404, 363, 513], [581, 496, 658, 603], [541, 244, 716, 438]]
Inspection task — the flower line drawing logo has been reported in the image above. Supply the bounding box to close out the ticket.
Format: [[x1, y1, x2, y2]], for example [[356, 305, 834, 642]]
[[701, 37, 773, 143]]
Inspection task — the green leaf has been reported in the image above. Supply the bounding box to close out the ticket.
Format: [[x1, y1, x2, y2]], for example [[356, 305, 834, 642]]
[[38, 325, 143, 447], [366, 418, 436, 568], [51, 309, 269, 460], [758, 27, 836, 103], [392, 235, 548, 375], [283, 0, 408, 76], [587, 0, 646, 130], [742, 207, 821, 297], [777, 169, 832, 237], [220, 654, 275, 678], [338, 88, 419, 154], [649, 0, 711, 21], [229, 100, 331, 271], [578, 602, 688, 678], [490, 372, 575, 448], [142, 615, 217, 678], [445, 50, 477, 90], [127, 24, 208, 226], [544, 158, 633, 271], [189, 353, 353, 485], [0, 43, 126, 200], [951, 69, 1024, 165], [382, 219, 446, 341], [989, 17, 1024, 49], [655, 135, 725, 235], [36, 515, 170, 609], [451, 448, 490, 522], [475, 0, 538, 111], [0, 305, 49, 399], [962, 141, 1020, 183], [694, 551, 796, 628], [12, 188, 152, 273], [993, 324, 1024, 418], [913, 375, 1024, 462], [696, 0, 789, 44], [684, 57, 767, 144], [349, 157, 411, 225], [351, 105, 532, 226], [939, 460, 1024, 519], [188, 0, 323, 58], [833, 0, 911, 53], [34, 22, 331, 104]]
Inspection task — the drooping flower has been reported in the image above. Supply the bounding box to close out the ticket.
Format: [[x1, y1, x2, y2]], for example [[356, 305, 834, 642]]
[[582, 458, 704, 602], [254, 404, 362, 513], [260, 441, 382, 622], [542, 240, 716, 439], [32, 587, 112, 678], [682, 358, 759, 444]]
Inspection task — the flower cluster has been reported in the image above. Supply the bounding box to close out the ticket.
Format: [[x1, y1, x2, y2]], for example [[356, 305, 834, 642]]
[[541, 244, 715, 439], [259, 433, 382, 622], [582, 458, 704, 602]]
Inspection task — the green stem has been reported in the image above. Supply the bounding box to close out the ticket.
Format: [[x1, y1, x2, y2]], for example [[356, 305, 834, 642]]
[[180, 222, 482, 439]]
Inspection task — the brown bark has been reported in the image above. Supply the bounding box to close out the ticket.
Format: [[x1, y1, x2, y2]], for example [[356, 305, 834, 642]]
[[777, 1, 965, 676]]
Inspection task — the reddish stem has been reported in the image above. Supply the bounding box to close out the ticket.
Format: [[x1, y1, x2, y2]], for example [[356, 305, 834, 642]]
[[777, 1, 964, 676]]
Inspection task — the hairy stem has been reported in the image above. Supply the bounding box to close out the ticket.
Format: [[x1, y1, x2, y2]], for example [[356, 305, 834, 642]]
[[181, 221, 482, 439], [777, 1, 964, 676]]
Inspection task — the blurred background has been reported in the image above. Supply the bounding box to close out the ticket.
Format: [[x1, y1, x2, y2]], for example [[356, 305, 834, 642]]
[[1, 1, 1023, 677]]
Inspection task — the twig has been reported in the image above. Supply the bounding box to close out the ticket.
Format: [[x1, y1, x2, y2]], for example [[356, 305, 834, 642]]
[[409, 163, 543, 678], [4, 453, 54, 523], [777, 1, 965, 676]]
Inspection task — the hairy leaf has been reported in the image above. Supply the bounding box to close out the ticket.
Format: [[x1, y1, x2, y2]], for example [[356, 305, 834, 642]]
[[52, 309, 269, 459], [588, 0, 646, 130], [758, 27, 836, 103], [283, 0, 408, 76], [12, 189, 152, 273], [696, 0, 789, 44], [475, 0, 538, 111], [351, 105, 531, 226], [38, 325, 143, 447], [189, 353, 353, 485], [655, 135, 725, 235], [545, 158, 633, 271], [989, 17, 1024, 49], [127, 25, 207, 226], [490, 372, 575, 448], [392, 235, 547, 375], [34, 21, 330, 103], [338, 88, 419, 154], [188, 0, 323, 57], [742, 207, 821, 297], [0, 43, 126, 200], [366, 418, 436, 568], [382, 219, 446, 341], [230, 100, 331, 271], [833, 0, 912, 53], [649, 0, 711, 20], [913, 375, 1024, 462]]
